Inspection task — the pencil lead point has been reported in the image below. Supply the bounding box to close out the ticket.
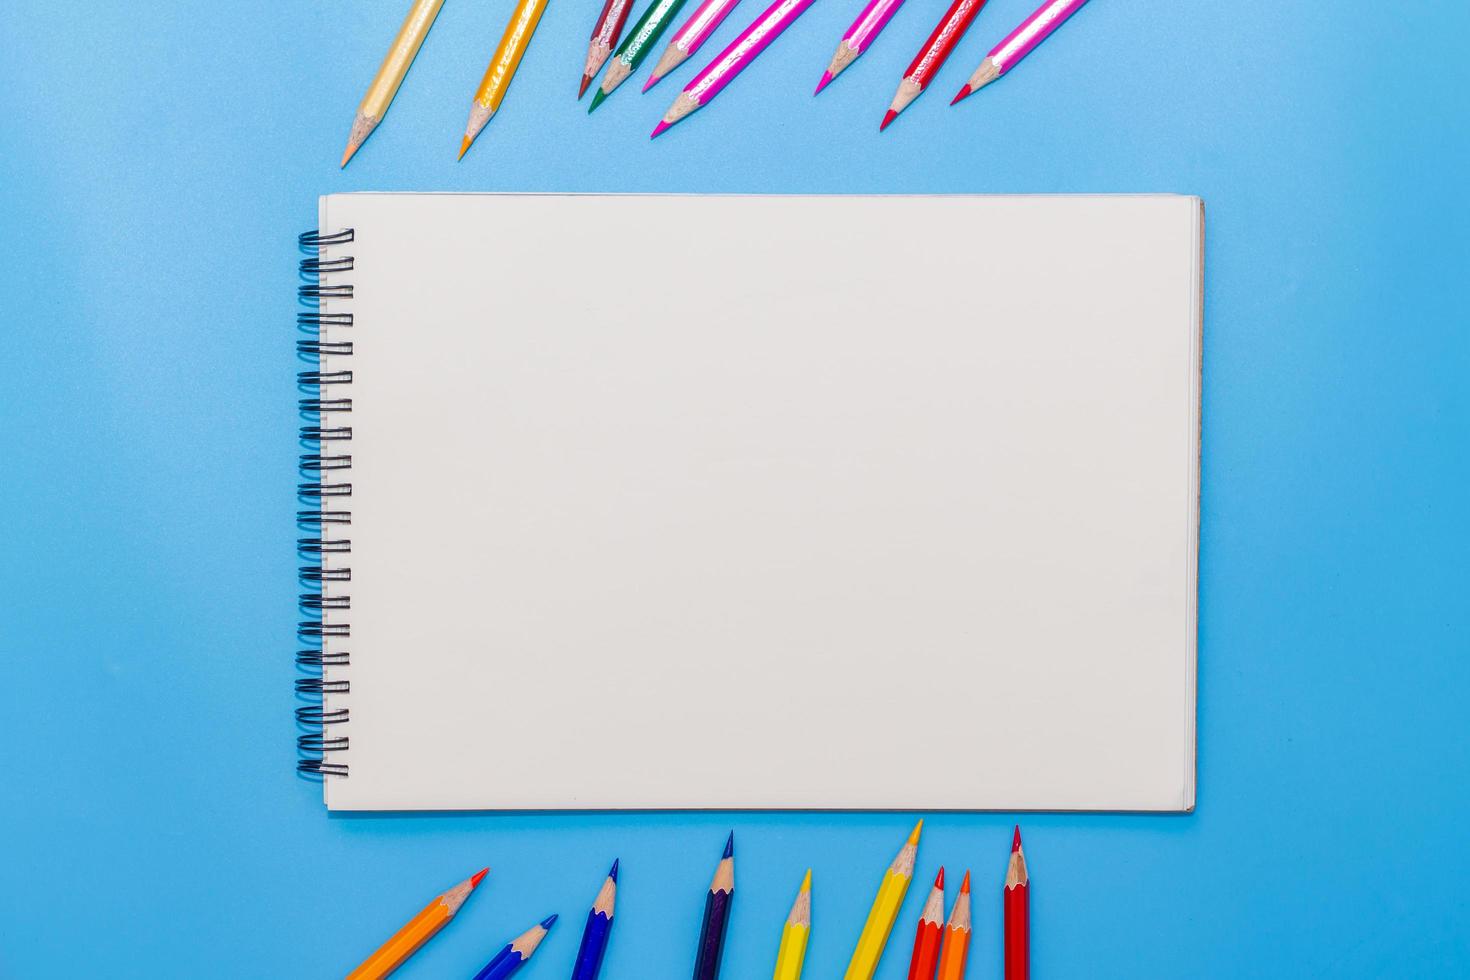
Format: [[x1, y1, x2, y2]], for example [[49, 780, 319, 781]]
[[578, 74, 592, 99], [540, 913, 558, 929], [959, 869, 971, 893], [951, 84, 972, 105], [642, 74, 660, 93], [1012, 825, 1023, 851], [934, 866, 945, 888], [813, 71, 833, 95], [457, 135, 472, 160], [879, 109, 897, 131], [588, 88, 607, 114], [722, 831, 734, 858], [471, 868, 489, 888], [340, 145, 356, 169], [908, 818, 924, 844], [608, 858, 619, 881], [801, 868, 811, 891], [650, 120, 671, 139]]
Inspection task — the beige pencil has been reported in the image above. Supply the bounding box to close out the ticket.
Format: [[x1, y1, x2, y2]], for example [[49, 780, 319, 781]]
[[341, 0, 447, 167]]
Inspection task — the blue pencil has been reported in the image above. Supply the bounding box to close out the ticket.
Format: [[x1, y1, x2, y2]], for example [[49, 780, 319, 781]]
[[571, 860, 619, 980], [691, 832, 735, 980], [470, 915, 558, 980]]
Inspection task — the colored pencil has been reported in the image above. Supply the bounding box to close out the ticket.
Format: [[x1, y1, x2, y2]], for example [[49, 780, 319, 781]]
[[953, 0, 1089, 104], [651, 0, 816, 136], [340, 0, 447, 167], [471, 915, 558, 980], [571, 860, 619, 980], [458, 0, 550, 159], [345, 868, 488, 980], [813, 0, 907, 94], [643, 0, 745, 92], [580, 0, 637, 97], [771, 869, 812, 980], [692, 832, 736, 980], [843, 820, 923, 980], [879, 0, 990, 130], [906, 867, 945, 980], [935, 871, 971, 980], [589, 0, 692, 111], [1004, 827, 1029, 980]]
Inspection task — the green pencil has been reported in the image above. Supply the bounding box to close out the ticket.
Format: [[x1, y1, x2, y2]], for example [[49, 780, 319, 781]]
[[588, 0, 691, 111]]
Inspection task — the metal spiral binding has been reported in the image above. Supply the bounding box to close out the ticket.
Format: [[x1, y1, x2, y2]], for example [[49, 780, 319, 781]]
[[297, 227, 353, 779]]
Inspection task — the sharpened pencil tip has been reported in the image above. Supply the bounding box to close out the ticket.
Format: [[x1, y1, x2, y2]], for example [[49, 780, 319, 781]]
[[908, 819, 924, 844], [879, 109, 898, 131], [650, 120, 671, 139], [642, 73, 660, 93], [801, 868, 811, 891], [541, 913, 559, 929], [959, 869, 971, 893], [340, 145, 357, 169], [471, 868, 489, 888], [578, 74, 592, 99], [814, 70, 833, 95], [1012, 825, 1023, 850], [457, 135, 472, 160], [722, 831, 734, 858], [951, 84, 972, 106], [934, 866, 945, 888], [609, 858, 619, 881], [588, 88, 607, 114]]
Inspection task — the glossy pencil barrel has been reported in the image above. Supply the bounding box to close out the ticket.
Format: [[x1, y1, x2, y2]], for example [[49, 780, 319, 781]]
[[990, 0, 1088, 72], [693, 889, 733, 980], [653, 0, 816, 134], [588, 0, 692, 108], [572, 913, 613, 980], [881, 0, 988, 128]]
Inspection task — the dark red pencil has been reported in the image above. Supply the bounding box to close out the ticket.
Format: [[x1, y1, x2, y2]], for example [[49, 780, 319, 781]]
[[1004, 826, 1029, 980], [879, 0, 989, 130], [579, 0, 635, 97]]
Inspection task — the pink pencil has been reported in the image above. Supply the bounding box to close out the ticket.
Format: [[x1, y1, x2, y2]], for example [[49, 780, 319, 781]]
[[652, 0, 817, 137], [952, 0, 1090, 103], [814, 0, 908, 95], [644, 0, 746, 92]]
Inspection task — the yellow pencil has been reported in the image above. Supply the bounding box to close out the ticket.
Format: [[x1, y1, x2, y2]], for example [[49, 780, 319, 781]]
[[844, 820, 923, 980], [341, 0, 448, 168], [772, 869, 812, 980], [458, 0, 550, 158]]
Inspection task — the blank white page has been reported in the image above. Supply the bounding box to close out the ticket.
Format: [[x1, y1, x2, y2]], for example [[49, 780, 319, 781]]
[[314, 193, 1203, 811]]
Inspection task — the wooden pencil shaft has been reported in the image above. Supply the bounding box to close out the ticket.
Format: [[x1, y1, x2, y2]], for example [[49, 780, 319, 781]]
[[359, 0, 446, 116]]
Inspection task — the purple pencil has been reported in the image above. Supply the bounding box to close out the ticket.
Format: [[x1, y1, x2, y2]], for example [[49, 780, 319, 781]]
[[952, 0, 1090, 103], [814, 0, 908, 94], [644, 0, 746, 92], [652, 0, 818, 137]]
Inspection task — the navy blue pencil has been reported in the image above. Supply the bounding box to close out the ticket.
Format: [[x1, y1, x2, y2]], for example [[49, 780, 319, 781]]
[[571, 860, 618, 980], [470, 915, 557, 980], [691, 832, 735, 980]]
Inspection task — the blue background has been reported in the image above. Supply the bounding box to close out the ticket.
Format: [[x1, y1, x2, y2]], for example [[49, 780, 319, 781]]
[[2, 0, 1467, 976]]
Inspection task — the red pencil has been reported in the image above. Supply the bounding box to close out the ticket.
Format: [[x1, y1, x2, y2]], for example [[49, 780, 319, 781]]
[[579, 0, 635, 97], [1004, 827, 1029, 980], [907, 867, 945, 980], [879, 0, 989, 130]]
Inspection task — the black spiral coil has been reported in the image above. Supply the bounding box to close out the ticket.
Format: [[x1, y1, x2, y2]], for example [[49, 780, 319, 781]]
[[297, 227, 353, 779]]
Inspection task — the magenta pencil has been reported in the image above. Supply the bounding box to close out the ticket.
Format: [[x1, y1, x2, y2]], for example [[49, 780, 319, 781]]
[[814, 0, 908, 94], [952, 0, 1090, 103], [652, 0, 817, 137], [644, 0, 746, 92]]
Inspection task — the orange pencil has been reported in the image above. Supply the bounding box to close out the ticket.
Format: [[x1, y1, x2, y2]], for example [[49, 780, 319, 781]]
[[906, 867, 945, 980], [347, 868, 489, 980], [935, 871, 971, 980]]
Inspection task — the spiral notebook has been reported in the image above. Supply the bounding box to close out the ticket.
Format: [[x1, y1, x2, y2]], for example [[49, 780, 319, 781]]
[[298, 193, 1204, 812]]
